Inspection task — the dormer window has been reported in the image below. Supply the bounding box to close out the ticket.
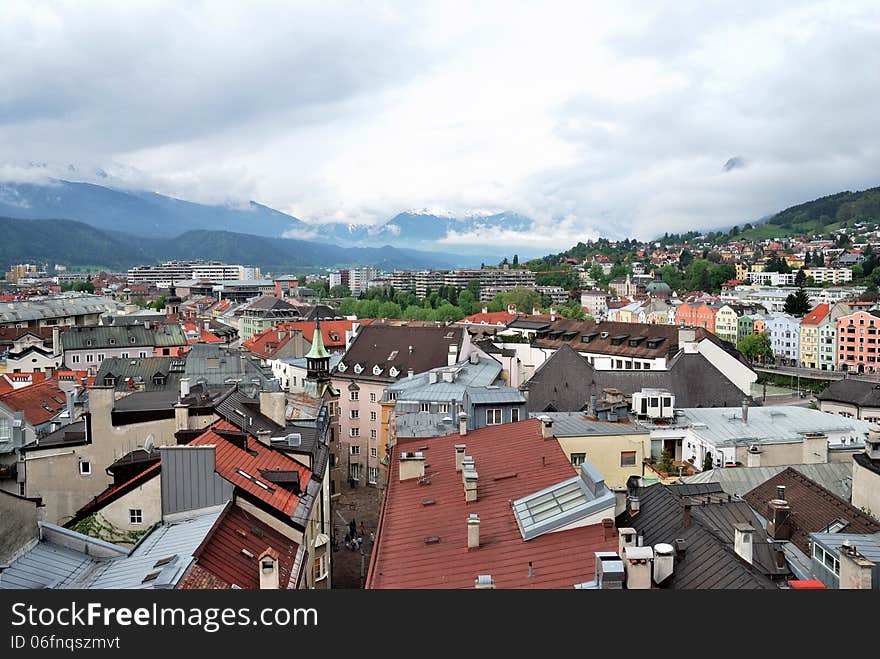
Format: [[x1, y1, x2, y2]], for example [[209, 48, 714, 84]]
[[130, 336, 137, 344], [353, 363, 363, 374], [109, 338, 116, 345], [86, 339, 92, 347], [372, 365, 383, 376], [389, 367, 399, 377], [337, 362, 347, 372]]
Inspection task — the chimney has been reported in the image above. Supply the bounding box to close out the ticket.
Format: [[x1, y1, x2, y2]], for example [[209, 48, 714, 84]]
[[259, 390, 287, 427], [550, 306, 557, 321], [741, 399, 749, 424], [481, 306, 488, 315], [746, 444, 761, 467], [474, 574, 495, 589], [11, 411, 25, 450], [532, 307, 540, 316], [507, 303, 517, 315], [407, 369, 414, 379], [52, 326, 61, 356], [447, 345, 457, 366], [733, 523, 754, 565], [866, 426, 880, 459], [258, 548, 280, 590], [399, 451, 426, 481], [458, 412, 468, 437], [467, 513, 480, 549], [623, 546, 653, 589], [838, 543, 875, 589], [618, 527, 637, 556], [673, 538, 687, 561], [653, 543, 675, 584], [678, 328, 698, 353], [455, 444, 467, 471], [766, 490, 792, 541], [464, 465, 478, 503], [538, 415, 553, 439], [65, 389, 76, 421], [179, 377, 191, 400], [681, 497, 693, 528], [204, 319, 210, 331], [469, 351, 479, 365], [801, 431, 828, 464]]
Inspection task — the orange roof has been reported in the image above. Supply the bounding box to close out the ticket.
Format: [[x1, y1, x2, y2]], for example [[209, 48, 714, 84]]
[[458, 311, 517, 326], [189, 420, 312, 518], [243, 319, 359, 357], [366, 419, 618, 589], [183, 323, 222, 344], [0, 379, 68, 426], [801, 303, 830, 325]]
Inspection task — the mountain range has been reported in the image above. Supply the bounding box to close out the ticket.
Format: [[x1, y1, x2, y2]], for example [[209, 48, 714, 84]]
[[0, 179, 537, 262]]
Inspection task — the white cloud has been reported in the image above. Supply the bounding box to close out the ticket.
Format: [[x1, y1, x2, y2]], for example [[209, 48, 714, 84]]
[[1, 1, 878, 242]]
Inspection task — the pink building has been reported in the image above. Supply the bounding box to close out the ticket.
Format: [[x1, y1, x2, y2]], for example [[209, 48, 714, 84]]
[[837, 310, 880, 374]]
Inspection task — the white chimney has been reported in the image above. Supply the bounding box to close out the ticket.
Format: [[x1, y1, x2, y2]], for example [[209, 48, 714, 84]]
[[866, 426, 880, 460], [399, 451, 426, 481], [474, 574, 495, 589], [469, 352, 479, 365], [532, 307, 540, 316], [550, 306, 557, 321], [407, 369, 414, 379], [467, 513, 480, 549], [733, 523, 754, 565], [52, 326, 61, 356], [741, 398, 749, 424], [653, 543, 674, 584], [507, 303, 517, 315], [447, 344, 457, 366], [481, 306, 488, 315], [746, 444, 761, 467], [623, 546, 653, 589], [458, 412, 468, 437], [179, 377, 191, 399], [258, 548, 280, 589], [455, 444, 467, 471], [618, 527, 637, 556], [538, 415, 553, 438]]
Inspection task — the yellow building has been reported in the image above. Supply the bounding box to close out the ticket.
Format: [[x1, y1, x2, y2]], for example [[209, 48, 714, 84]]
[[734, 263, 749, 281], [548, 414, 652, 490], [713, 305, 740, 345], [799, 304, 830, 369]]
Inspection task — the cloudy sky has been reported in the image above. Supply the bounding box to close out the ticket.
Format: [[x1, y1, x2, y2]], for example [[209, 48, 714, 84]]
[[1, 0, 879, 244]]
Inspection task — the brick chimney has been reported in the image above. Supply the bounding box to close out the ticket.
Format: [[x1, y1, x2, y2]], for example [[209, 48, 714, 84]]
[[455, 444, 466, 471], [464, 463, 478, 503], [538, 415, 553, 439], [766, 486, 792, 540], [681, 497, 693, 528]]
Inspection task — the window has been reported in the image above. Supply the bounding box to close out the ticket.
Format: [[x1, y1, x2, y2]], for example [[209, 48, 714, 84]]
[[350, 409, 359, 419], [511, 408, 520, 422], [0, 418, 10, 443], [97, 354, 105, 363], [79, 460, 92, 476], [370, 429, 377, 439], [370, 447, 378, 458], [369, 393, 377, 403], [370, 411, 377, 421], [420, 403, 430, 413], [129, 509, 143, 525], [486, 408, 502, 425], [571, 452, 586, 467], [103, 376, 116, 387], [368, 466, 379, 484], [121, 353, 128, 359], [812, 543, 840, 576], [350, 390, 359, 401], [620, 451, 637, 467], [387, 392, 398, 401], [349, 463, 360, 481], [86, 354, 94, 363], [313, 555, 327, 582], [438, 403, 449, 414], [350, 444, 360, 455], [350, 428, 360, 438], [139, 352, 147, 358]]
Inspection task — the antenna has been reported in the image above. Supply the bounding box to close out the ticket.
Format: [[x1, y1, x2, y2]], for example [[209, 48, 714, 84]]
[[144, 433, 155, 453]]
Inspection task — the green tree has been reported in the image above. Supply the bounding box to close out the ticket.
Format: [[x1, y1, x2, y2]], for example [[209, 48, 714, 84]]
[[458, 289, 476, 315], [329, 284, 351, 298], [589, 264, 604, 281], [794, 268, 806, 286], [512, 254, 519, 267], [378, 301, 402, 318], [659, 265, 683, 291], [783, 288, 811, 316], [737, 333, 773, 362], [504, 287, 543, 313], [338, 297, 357, 316], [658, 451, 674, 475], [679, 249, 694, 268]]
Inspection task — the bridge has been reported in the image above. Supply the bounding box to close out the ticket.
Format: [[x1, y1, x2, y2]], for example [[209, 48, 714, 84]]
[[753, 364, 880, 383]]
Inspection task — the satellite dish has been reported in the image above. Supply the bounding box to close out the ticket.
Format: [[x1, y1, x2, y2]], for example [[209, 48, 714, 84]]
[[144, 434, 155, 453]]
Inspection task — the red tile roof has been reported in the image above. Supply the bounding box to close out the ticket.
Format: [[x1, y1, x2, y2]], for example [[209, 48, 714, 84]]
[[801, 303, 830, 325], [185, 504, 299, 589], [366, 419, 618, 589], [0, 379, 68, 426], [243, 319, 359, 357], [458, 311, 517, 326], [183, 322, 223, 344], [189, 420, 312, 517]]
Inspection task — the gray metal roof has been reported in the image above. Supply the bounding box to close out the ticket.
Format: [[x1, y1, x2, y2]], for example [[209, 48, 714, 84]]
[[0, 295, 123, 324], [466, 387, 526, 405], [668, 407, 873, 448], [60, 324, 187, 350], [385, 356, 502, 398], [528, 412, 648, 437], [684, 463, 854, 500], [96, 357, 185, 392], [810, 531, 880, 563], [0, 508, 223, 589], [512, 461, 615, 541], [184, 343, 279, 390]]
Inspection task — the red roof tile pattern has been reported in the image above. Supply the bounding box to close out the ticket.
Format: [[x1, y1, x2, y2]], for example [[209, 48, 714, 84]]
[[458, 311, 518, 326], [183, 322, 223, 344], [178, 564, 232, 590], [801, 303, 830, 325], [187, 504, 299, 589], [743, 467, 880, 555], [0, 379, 68, 426], [189, 420, 312, 517], [366, 419, 618, 589], [243, 319, 360, 357]]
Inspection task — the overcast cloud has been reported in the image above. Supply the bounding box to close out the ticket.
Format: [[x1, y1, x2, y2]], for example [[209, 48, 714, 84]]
[[1, 0, 878, 242]]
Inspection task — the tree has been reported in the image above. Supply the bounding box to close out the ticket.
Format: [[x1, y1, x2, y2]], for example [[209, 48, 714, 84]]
[[589, 264, 603, 281], [504, 287, 543, 313], [659, 265, 683, 291], [859, 285, 878, 302], [512, 254, 519, 267], [783, 287, 811, 316], [737, 333, 773, 362], [702, 452, 714, 472], [329, 284, 351, 298], [658, 451, 674, 476], [679, 249, 693, 268], [794, 267, 806, 286]]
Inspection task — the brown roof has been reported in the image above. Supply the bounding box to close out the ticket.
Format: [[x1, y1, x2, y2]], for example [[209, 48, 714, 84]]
[[0, 379, 68, 426], [335, 324, 466, 383], [743, 467, 880, 555], [366, 419, 618, 589]]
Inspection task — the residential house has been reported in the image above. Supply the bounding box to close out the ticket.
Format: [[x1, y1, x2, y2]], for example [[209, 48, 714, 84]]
[[852, 427, 880, 519], [60, 324, 188, 371], [238, 296, 303, 341], [807, 532, 879, 589], [529, 412, 650, 490], [816, 376, 880, 422], [333, 324, 472, 488], [366, 419, 619, 589], [683, 462, 855, 500], [0, 295, 123, 330], [837, 309, 880, 374], [95, 356, 186, 392], [676, 301, 718, 333], [799, 304, 830, 369], [818, 302, 851, 371], [765, 313, 800, 366], [580, 290, 609, 318]]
